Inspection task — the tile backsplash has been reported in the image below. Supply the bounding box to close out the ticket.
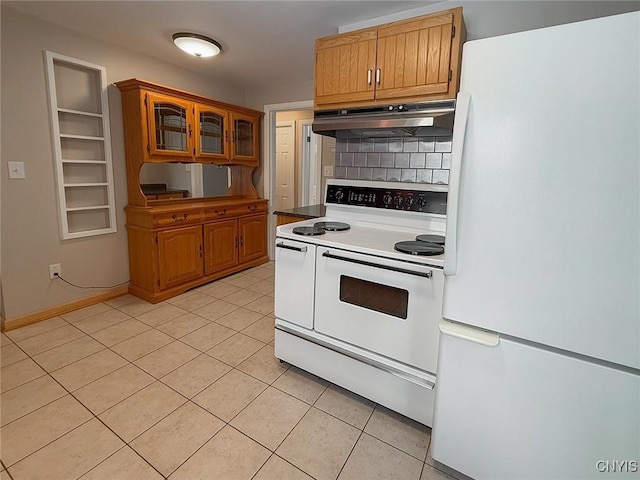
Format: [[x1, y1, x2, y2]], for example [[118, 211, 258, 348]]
[[334, 136, 452, 184]]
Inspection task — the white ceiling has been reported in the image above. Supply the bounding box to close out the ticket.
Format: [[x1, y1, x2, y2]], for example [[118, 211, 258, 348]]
[[4, 1, 639, 91]]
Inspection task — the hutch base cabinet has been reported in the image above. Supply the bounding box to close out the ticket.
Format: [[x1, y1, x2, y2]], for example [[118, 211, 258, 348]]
[[125, 199, 268, 303]]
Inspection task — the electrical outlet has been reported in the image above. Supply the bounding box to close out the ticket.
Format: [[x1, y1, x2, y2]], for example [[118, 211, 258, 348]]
[[323, 166, 334, 177], [49, 263, 61, 279]]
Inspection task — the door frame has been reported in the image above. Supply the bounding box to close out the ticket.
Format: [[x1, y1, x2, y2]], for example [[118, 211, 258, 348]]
[[262, 100, 313, 260], [300, 119, 321, 206]]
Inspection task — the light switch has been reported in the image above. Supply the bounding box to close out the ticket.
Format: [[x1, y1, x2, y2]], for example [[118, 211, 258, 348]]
[[8, 162, 25, 179], [323, 166, 334, 177]]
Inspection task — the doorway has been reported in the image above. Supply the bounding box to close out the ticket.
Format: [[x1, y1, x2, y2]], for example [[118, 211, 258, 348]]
[[263, 101, 335, 259]]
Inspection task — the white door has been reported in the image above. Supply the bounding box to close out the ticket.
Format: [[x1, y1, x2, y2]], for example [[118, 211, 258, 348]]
[[432, 330, 640, 480], [443, 13, 640, 369], [314, 246, 443, 374], [275, 121, 295, 210], [274, 240, 316, 329]]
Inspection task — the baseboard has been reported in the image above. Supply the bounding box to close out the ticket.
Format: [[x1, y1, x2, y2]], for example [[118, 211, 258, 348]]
[[2, 285, 129, 332]]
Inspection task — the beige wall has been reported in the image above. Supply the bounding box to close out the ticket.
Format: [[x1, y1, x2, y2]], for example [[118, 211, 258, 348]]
[[246, 80, 314, 198], [245, 80, 314, 112], [0, 7, 245, 321]]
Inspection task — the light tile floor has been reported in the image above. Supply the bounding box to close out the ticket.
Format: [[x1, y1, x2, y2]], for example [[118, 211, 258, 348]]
[[0, 262, 466, 480]]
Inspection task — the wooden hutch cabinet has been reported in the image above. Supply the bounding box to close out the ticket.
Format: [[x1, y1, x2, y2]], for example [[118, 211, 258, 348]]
[[314, 7, 466, 109], [116, 79, 268, 303]]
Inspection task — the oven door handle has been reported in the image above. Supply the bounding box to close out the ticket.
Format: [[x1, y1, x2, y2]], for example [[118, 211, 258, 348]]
[[322, 251, 432, 278], [276, 242, 308, 253]]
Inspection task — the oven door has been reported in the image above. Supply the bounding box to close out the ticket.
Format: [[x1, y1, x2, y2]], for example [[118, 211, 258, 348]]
[[275, 239, 316, 329], [315, 246, 443, 373]]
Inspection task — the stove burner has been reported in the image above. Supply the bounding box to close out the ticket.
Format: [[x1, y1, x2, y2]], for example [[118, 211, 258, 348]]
[[314, 221, 351, 232], [394, 241, 444, 256], [416, 234, 445, 245], [292, 226, 326, 236]]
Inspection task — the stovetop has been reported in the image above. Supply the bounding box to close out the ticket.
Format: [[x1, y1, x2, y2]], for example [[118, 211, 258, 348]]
[[277, 217, 446, 267], [276, 180, 447, 267]]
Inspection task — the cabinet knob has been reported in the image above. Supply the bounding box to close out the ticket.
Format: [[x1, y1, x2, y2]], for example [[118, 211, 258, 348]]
[[172, 213, 188, 222], [248, 204, 257, 212], [188, 124, 192, 138], [215, 209, 227, 216]]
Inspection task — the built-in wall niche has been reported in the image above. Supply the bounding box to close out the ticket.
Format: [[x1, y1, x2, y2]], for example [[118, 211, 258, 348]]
[[45, 51, 116, 239], [139, 163, 231, 200]]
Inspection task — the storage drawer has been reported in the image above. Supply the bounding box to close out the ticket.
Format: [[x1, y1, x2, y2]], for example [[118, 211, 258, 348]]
[[204, 202, 267, 221], [153, 210, 203, 228]]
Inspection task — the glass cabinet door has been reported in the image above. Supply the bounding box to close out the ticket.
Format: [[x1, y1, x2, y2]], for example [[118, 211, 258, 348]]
[[195, 104, 229, 161], [146, 93, 194, 159], [230, 112, 259, 165]]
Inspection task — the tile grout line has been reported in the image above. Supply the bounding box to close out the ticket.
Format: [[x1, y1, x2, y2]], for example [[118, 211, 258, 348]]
[[4, 271, 293, 478], [4, 320, 186, 478], [4, 336, 169, 478]]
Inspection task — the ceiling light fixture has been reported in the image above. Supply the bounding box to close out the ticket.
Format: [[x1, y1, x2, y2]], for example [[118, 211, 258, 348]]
[[172, 32, 222, 58]]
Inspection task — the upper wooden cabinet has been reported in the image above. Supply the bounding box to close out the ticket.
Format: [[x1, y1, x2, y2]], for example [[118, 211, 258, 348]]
[[146, 93, 194, 159], [230, 111, 260, 164], [314, 8, 466, 109], [116, 79, 263, 206], [195, 103, 229, 161], [117, 79, 262, 165]]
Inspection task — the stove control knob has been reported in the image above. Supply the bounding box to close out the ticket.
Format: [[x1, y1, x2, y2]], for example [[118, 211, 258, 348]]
[[383, 193, 392, 206], [335, 191, 344, 202], [404, 197, 415, 209], [394, 195, 403, 207], [417, 196, 428, 208]]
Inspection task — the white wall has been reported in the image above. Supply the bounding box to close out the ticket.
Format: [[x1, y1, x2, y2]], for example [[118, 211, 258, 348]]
[[0, 6, 245, 320]]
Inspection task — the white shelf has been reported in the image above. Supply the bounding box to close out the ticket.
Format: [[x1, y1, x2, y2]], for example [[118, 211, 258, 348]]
[[46, 51, 117, 240], [63, 182, 108, 188], [58, 107, 103, 118], [59, 133, 105, 141], [61, 159, 106, 164], [66, 205, 110, 212]]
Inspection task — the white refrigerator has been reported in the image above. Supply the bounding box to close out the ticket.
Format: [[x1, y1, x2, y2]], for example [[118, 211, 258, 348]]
[[432, 11, 639, 480]]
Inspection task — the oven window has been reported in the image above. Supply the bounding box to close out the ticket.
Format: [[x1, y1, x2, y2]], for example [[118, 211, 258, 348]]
[[339, 275, 408, 319]]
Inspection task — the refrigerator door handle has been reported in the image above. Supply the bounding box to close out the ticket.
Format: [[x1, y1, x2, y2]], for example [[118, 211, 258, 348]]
[[444, 92, 471, 276], [439, 319, 500, 347]]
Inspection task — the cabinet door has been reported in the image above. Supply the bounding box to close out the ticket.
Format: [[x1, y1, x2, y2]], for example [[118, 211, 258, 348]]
[[315, 30, 377, 107], [375, 12, 454, 101], [157, 225, 203, 289], [230, 112, 259, 165], [204, 219, 238, 275], [146, 92, 194, 159], [238, 214, 267, 264], [195, 103, 229, 161]]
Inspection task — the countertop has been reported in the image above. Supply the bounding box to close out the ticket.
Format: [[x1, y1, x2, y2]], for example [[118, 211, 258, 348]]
[[273, 204, 326, 219]]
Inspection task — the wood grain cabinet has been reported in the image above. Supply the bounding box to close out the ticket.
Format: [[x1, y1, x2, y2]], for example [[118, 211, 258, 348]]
[[116, 79, 263, 206], [116, 79, 268, 303], [204, 219, 239, 275], [125, 200, 268, 303], [314, 7, 466, 109], [195, 103, 229, 162], [239, 214, 268, 263], [157, 225, 204, 289]]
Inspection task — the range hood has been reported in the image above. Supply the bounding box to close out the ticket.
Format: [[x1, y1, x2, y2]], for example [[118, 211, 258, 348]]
[[312, 99, 455, 138]]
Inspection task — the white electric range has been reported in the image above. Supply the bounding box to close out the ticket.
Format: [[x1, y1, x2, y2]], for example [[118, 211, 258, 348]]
[[274, 179, 447, 426]]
